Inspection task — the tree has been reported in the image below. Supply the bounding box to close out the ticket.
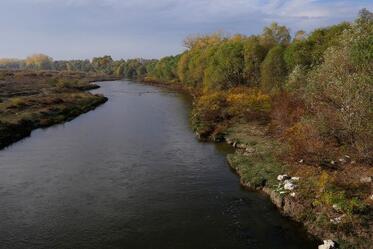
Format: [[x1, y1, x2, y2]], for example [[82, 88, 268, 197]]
[[284, 40, 313, 70], [92, 55, 114, 74], [260, 45, 287, 91], [357, 8, 373, 23], [243, 38, 267, 86], [306, 22, 350, 65], [25, 54, 53, 70], [260, 22, 291, 48], [183, 32, 225, 50], [294, 30, 306, 41], [306, 21, 373, 160], [204, 39, 245, 89], [114, 63, 125, 77]]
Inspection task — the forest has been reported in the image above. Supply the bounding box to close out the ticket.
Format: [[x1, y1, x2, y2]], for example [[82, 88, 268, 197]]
[[138, 9, 372, 165]]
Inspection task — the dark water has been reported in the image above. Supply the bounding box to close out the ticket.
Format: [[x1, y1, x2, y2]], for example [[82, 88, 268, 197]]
[[0, 80, 318, 249]]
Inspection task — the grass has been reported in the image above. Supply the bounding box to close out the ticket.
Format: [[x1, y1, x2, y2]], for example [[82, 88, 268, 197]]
[[0, 69, 111, 148], [225, 122, 286, 188], [222, 122, 373, 248], [228, 152, 284, 188]]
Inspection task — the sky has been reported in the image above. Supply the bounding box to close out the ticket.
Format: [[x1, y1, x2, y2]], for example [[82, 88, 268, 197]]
[[0, 0, 372, 60]]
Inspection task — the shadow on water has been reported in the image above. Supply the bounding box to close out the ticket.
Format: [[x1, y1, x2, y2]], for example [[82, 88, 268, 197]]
[[0, 80, 318, 249]]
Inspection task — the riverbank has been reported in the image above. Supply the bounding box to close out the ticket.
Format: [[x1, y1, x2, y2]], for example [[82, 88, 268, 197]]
[[0, 70, 118, 149], [139, 78, 373, 249], [223, 123, 372, 249]]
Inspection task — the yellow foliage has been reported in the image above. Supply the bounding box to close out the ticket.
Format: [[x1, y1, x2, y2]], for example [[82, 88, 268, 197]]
[[226, 87, 271, 116]]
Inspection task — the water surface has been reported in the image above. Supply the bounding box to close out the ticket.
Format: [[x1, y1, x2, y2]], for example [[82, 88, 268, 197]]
[[0, 80, 317, 249]]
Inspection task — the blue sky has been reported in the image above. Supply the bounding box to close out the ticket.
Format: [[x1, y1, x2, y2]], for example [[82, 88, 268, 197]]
[[0, 0, 372, 60]]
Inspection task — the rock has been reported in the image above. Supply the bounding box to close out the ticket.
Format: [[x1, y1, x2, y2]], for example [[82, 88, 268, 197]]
[[360, 176, 372, 183], [370, 194, 373, 201], [332, 204, 342, 212], [339, 158, 346, 163], [331, 160, 336, 165], [318, 240, 336, 249], [291, 177, 300, 181], [330, 215, 345, 224], [299, 159, 304, 163], [284, 180, 296, 190], [245, 147, 255, 153], [290, 192, 296, 197], [237, 143, 246, 149], [277, 174, 290, 181]]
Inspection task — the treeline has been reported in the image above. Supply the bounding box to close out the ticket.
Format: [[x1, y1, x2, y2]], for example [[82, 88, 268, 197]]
[[131, 9, 372, 164], [0, 55, 120, 76]]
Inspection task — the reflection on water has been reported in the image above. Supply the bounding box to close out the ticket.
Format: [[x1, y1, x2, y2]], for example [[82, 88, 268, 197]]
[[0, 80, 317, 249]]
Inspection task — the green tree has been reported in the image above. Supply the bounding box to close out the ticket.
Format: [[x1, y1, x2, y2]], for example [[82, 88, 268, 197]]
[[260, 45, 287, 91], [204, 39, 245, 89], [243, 38, 267, 86], [260, 22, 291, 48]]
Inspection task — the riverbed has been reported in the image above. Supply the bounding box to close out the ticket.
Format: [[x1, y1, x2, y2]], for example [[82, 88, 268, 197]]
[[0, 80, 317, 249]]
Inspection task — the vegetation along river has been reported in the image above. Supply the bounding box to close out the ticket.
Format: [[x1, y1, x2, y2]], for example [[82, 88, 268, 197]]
[[0, 80, 318, 249]]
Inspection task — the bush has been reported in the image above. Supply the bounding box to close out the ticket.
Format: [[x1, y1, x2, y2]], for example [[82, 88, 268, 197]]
[[269, 92, 306, 136], [191, 91, 228, 136], [284, 120, 327, 162], [226, 87, 271, 120]]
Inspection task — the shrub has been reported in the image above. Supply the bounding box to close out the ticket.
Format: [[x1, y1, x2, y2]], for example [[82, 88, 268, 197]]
[[226, 87, 271, 120], [269, 92, 306, 136], [284, 120, 327, 162], [191, 91, 228, 136]]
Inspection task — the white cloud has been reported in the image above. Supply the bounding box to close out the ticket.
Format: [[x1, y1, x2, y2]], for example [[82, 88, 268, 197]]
[[1, 0, 371, 59]]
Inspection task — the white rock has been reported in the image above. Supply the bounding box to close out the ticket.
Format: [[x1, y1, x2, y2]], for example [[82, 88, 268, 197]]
[[332, 204, 342, 212], [330, 215, 345, 225], [290, 192, 296, 197], [344, 155, 351, 159], [331, 160, 336, 165], [246, 147, 255, 153], [277, 174, 290, 181], [318, 240, 336, 249], [284, 180, 296, 190], [370, 194, 373, 201], [360, 176, 372, 183], [299, 159, 304, 163], [291, 177, 300, 181]]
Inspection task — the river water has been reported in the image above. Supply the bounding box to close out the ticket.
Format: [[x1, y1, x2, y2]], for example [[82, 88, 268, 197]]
[[0, 80, 317, 249]]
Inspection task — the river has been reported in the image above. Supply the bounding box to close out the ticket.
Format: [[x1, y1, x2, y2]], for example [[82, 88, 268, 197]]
[[0, 80, 317, 249]]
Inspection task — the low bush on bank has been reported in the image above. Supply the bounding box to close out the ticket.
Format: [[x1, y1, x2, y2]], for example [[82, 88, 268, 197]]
[[191, 88, 271, 136]]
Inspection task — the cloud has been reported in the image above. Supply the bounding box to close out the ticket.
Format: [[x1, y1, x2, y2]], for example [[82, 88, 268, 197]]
[[0, 0, 371, 59]]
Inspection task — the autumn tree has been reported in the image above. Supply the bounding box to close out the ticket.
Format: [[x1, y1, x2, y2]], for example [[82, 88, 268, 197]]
[[25, 54, 53, 70]]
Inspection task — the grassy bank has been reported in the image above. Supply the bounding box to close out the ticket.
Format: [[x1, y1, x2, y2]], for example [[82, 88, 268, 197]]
[[223, 123, 372, 249], [0, 70, 117, 149]]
